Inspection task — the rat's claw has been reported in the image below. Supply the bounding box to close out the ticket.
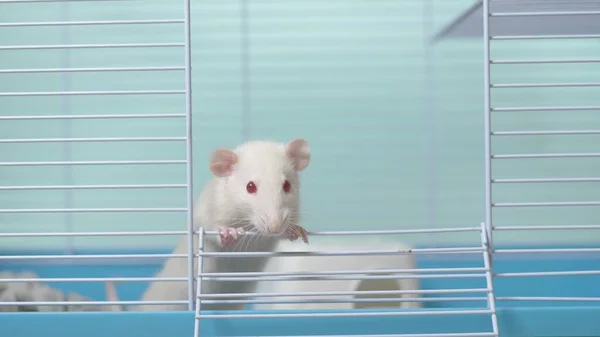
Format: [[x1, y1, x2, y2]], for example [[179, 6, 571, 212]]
[[285, 224, 309, 244], [218, 226, 243, 246]]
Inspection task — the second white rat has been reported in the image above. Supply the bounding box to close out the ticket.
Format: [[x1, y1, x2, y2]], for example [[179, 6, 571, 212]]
[[108, 138, 311, 311]]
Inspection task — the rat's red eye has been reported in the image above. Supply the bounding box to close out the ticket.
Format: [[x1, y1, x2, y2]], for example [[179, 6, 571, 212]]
[[283, 180, 291, 193], [246, 181, 257, 194]]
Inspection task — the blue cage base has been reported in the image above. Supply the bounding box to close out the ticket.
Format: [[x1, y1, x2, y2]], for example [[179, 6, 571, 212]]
[[1, 244, 599, 337]]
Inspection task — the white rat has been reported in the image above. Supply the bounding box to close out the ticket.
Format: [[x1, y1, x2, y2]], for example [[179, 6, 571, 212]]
[[107, 138, 311, 311]]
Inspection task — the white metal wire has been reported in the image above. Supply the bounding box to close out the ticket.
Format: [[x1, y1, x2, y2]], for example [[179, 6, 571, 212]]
[[0, 0, 194, 311], [0, 2, 501, 337], [11, 1, 600, 337], [183, 0, 195, 312], [487, 0, 600, 308], [492, 58, 600, 64], [193, 222, 500, 337]]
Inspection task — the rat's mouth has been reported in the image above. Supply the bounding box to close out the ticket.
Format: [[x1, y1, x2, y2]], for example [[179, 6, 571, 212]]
[[253, 216, 290, 237], [263, 229, 286, 237], [260, 223, 289, 237]]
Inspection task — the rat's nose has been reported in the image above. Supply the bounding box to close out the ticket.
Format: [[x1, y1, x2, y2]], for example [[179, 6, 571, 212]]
[[267, 219, 283, 233]]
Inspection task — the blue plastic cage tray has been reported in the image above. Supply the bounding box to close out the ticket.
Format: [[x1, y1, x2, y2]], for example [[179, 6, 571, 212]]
[[1, 244, 599, 337]]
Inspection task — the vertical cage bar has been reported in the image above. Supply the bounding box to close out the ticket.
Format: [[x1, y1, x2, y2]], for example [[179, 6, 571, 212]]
[[240, 0, 251, 140], [482, 2, 499, 336], [60, 1, 75, 255], [183, 0, 195, 311], [483, 0, 493, 247], [194, 229, 204, 336], [480, 222, 499, 337], [423, 0, 438, 241]]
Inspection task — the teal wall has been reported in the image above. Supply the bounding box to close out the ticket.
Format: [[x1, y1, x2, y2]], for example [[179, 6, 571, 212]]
[[1, 0, 599, 251]]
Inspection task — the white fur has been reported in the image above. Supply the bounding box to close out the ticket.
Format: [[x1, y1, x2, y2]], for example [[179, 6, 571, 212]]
[[253, 238, 422, 310], [129, 139, 310, 311]]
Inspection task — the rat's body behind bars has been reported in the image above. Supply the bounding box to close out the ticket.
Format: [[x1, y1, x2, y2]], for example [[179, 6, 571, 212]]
[[121, 138, 311, 311]]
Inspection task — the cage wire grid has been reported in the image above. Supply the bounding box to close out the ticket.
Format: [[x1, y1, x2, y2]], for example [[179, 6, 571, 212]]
[[0, 0, 597, 337], [0, 0, 502, 331], [0, 0, 497, 324], [0, 0, 197, 312], [484, 0, 600, 307]]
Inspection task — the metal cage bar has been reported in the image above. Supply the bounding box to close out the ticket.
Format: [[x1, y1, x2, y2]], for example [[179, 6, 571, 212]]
[[0, 0, 194, 312], [0, 0, 554, 336], [487, 0, 600, 309], [483, 2, 499, 337], [183, 0, 195, 312], [483, 0, 493, 248], [192, 224, 500, 337]]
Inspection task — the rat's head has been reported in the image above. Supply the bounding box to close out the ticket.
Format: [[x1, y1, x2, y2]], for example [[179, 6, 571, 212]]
[[209, 138, 310, 236]]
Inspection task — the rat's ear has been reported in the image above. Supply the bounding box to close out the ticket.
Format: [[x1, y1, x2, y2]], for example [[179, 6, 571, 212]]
[[210, 148, 238, 177], [286, 138, 310, 171]]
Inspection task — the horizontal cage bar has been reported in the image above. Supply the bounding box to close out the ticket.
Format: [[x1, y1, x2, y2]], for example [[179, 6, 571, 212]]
[[491, 58, 600, 64], [491, 82, 600, 88], [0, 160, 186, 166], [196, 309, 494, 319], [201, 273, 486, 282], [200, 267, 487, 278], [0, 300, 185, 306], [0, 207, 187, 213], [493, 153, 600, 159], [0, 184, 186, 190], [0, 19, 183, 27], [0, 66, 185, 74], [0, 137, 185, 143], [497, 297, 600, 302], [198, 247, 485, 258], [0, 276, 186, 283], [203, 226, 481, 236], [495, 270, 600, 277], [0, 230, 186, 237], [494, 225, 600, 230], [201, 297, 487, 305], [0, 253, 187, 260], [495, 248, 600, 254], [197, 288, 490, 299], [0, 113, 185, 120], [0, 0, 128, 3], [492, 105, 600, 112], [219, 334, 496, 337], [492, 177, 600, 183], [492, 130, 600, 136], [491, 34, 600, 40], [0, 90, 184, 97], [493, 201, 600, 207], [491, 11, 600, 17], [0, 43, 183, 50]]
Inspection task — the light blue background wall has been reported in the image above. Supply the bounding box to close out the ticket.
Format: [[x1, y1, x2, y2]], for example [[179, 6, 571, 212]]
[[1, 0, 599, 252]]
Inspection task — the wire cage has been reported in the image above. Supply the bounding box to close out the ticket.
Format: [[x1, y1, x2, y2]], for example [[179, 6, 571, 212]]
[[0, 1, 600, 337]]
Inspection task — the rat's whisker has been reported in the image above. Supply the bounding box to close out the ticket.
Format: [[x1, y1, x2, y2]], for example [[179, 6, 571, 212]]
[[248, 229, 261, 252], [235, 226, 256, 252], [241, 228, 260, 252]]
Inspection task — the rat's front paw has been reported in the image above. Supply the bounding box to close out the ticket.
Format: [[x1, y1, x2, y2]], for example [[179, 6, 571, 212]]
[[218, 226, 244, 246], [285, 224, 309, 244]]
